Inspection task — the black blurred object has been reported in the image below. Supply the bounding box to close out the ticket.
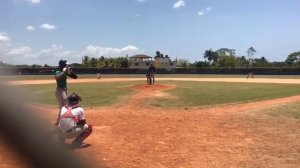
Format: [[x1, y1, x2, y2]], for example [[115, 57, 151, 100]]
[[0, 82, 102, 168], [59, 59, 68, 69], [68, 93, 82, 105], [68, 71, 78, 79]]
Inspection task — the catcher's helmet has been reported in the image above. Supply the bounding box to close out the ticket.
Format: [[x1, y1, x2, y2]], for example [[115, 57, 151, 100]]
[[59, 59, 68, 68], [68, 93, 82, 105]]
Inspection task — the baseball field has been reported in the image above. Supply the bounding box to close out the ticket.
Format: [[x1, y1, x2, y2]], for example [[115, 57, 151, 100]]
[[1, 75, 300, 168]]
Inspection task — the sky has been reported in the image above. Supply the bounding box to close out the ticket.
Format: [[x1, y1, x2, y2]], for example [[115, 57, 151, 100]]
[[0, 0, 300, 66]]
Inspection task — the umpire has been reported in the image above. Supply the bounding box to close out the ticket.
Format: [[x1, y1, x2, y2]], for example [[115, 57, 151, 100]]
[[54, 59, 77, 126], [148, 63, 156, 84]]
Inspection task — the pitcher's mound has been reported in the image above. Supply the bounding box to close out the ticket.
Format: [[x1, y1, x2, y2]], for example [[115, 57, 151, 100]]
[[128, 84, 176, 92]]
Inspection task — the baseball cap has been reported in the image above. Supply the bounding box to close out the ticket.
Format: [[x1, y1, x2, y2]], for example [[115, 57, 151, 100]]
[[58, 59, 69, 68]]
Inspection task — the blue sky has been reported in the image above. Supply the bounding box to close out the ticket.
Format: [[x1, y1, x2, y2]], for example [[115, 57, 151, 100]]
[[0, 0, 299, 66]]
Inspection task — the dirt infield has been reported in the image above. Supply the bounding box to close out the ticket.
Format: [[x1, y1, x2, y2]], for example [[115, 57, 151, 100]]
[[1, 78, 300, 168]]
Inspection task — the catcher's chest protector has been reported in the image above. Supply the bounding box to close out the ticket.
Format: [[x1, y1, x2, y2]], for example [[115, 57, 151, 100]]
[[58, 107, 79, 133]]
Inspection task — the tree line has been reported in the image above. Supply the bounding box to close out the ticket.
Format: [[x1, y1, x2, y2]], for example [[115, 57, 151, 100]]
[[80, 48, 300, 68], [178, 48, 300, 68], [81, 56, 129, 68], [1, 48, 300, 68]]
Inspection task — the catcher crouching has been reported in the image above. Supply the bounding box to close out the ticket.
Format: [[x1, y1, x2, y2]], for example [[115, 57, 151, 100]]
[[57, 93, 92, 148]]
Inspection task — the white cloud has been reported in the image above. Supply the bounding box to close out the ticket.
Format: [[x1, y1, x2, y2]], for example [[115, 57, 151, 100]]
[[173, 0, 185, 9], [40, 23, 57, 30], [82, 45, 139, 58], [0, 33, 10, 43], [26, 0, 40, 4], [0, 44, 80, 66], [198, 11, 204, 16], [27, 25, 35, 31], [206, 6, 212, 11], [34, 44, 81, 65], [14, 0, 40, 5], [137, 0, 146, 2], [0, 44, 140, 65], [0, 45, 33, 65], [7, 46, 31, 55], [197, 6, 213, 16]]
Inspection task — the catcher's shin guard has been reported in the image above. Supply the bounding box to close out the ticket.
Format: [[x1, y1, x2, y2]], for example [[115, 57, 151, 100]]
[[78, 124, 92, 143]]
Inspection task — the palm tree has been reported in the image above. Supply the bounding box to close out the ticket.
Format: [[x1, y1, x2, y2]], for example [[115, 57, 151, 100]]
[[203, 49, 218, 65], [90, 57, 97, 67], [247, 47, 256, 65], [285, 51, 300, 65], [82, 56, 90, 67]]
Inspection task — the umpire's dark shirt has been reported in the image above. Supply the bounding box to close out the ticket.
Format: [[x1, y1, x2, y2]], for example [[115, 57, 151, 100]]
[[149, 66, 156, 73]]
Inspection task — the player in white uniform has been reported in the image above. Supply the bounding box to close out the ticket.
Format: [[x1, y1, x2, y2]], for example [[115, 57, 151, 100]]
[[57, 93, 92, 148]]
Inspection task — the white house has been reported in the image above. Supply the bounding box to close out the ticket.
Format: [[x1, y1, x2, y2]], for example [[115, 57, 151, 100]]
[[129, 54, 177, 70]]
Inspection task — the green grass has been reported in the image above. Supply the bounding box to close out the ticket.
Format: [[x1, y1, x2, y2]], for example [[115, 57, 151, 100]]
[[3, 74, 300, 81], [12, 80, 300, 108], [15, 81, 141, 107], [150, 81, 300, 108], [0, 74, 151, 80]]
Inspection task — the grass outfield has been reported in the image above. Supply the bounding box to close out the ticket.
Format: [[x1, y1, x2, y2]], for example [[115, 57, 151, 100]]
[[3, 74, 300, 80], [152, 81, 300, 107], [14, 80, 300, 108], [15, 81, 141, 107]]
